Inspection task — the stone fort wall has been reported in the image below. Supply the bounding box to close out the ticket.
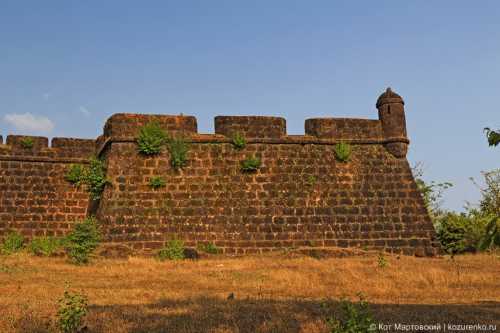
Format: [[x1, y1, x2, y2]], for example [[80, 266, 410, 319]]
[[0, 88, 440, 256]]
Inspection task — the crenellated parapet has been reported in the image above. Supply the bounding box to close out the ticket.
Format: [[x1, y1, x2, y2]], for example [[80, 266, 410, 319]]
[[1, 87, 437, 257], [0, 135, 95, 162], [1, 88, 411, 161], [103, 113, 198, 139], [96, 87, 409, 159]]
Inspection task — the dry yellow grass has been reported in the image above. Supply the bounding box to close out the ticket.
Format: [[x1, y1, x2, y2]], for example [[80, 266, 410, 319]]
[[1, 252, 499, 332]]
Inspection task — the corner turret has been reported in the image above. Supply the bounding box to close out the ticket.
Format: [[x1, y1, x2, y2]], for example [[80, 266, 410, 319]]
[[377, 87, 409, 157]]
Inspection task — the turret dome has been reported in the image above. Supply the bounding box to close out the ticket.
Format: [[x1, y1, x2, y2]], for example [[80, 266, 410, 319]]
[[376, 87, 404, 108]]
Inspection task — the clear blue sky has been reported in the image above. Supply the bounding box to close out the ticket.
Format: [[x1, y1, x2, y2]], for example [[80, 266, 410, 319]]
[[0, 1, 498, 211]]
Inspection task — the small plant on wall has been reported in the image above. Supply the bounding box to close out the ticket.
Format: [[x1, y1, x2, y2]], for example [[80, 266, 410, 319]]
[[334, 142, 352, 162], [168, 136, 189, 170], [65, 164, 85, 186], [20, 137, 34, 149], [65, 157, 109, 200], [85, 158, 109, 200], [232, 132, 246, 150], [137, 121, 168, 155], [241, 156, 261, 172], [149, 176, 166, 189], [306, 175, 317, 187]]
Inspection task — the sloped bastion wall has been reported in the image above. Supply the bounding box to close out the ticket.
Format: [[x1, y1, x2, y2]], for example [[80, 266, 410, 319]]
[[0, 88, 441, 256]]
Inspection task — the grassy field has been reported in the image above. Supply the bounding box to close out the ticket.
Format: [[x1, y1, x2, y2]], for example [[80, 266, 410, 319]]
[[1, 251, 499, 332]]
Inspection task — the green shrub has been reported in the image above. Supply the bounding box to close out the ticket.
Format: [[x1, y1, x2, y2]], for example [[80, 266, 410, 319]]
[[434, 211, 489, 254], [411, 162, 453, 218], [1, 231, 25, 255], [324, 294, 376, 333], [197, 242, 219, 254], [168, 136, 189, 169], [158, 240, 185, 261], [65, 158, 108, 200], [232, 132, 246, 150], [65, 164, 85, 186], [149, 176, 166, 189], [334, 142, 351, 162], [474, 169, 500, 217], [28, 236, 63, 257], [241, 156, 261, 172], [20, 137, 34, 149], [65, 217, 101, 265], [57, 287, 88, 333], [137, 121, 168, 155], [85, 158, 108, 200]]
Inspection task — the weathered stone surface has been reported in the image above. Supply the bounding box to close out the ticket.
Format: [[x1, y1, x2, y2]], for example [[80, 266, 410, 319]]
[[215, 116, 286, 139], [0, 88, 440, 256]]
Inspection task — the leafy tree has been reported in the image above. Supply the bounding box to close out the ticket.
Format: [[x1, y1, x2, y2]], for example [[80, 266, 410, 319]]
[[484, 128, 500, 147], [434, 209, 490, 254], [411, 162, 453, 218], [470, 169, 500, 217]]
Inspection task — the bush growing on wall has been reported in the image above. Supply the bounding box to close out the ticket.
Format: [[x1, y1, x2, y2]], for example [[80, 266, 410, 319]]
[[20, 137, 34, 149], [241, 156, 261, 172], [85, 158, 108, 200], [232, 132, 246, 150], [65, 164, 85, 185], [137, 121, 168, 155], [65, 158, 109, 200], [168, 136, 190, 170], [334, 143, 351, 162], [149, 176, 166, 189]]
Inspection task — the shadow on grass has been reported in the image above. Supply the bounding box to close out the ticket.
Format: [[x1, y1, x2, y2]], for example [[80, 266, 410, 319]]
[[15, 297, 500, 333]]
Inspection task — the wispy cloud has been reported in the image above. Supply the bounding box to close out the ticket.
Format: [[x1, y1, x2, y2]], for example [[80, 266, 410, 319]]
[[4, 113, 55, 133], [79, 106, 91, 117], [42, 93, 50, 101]]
